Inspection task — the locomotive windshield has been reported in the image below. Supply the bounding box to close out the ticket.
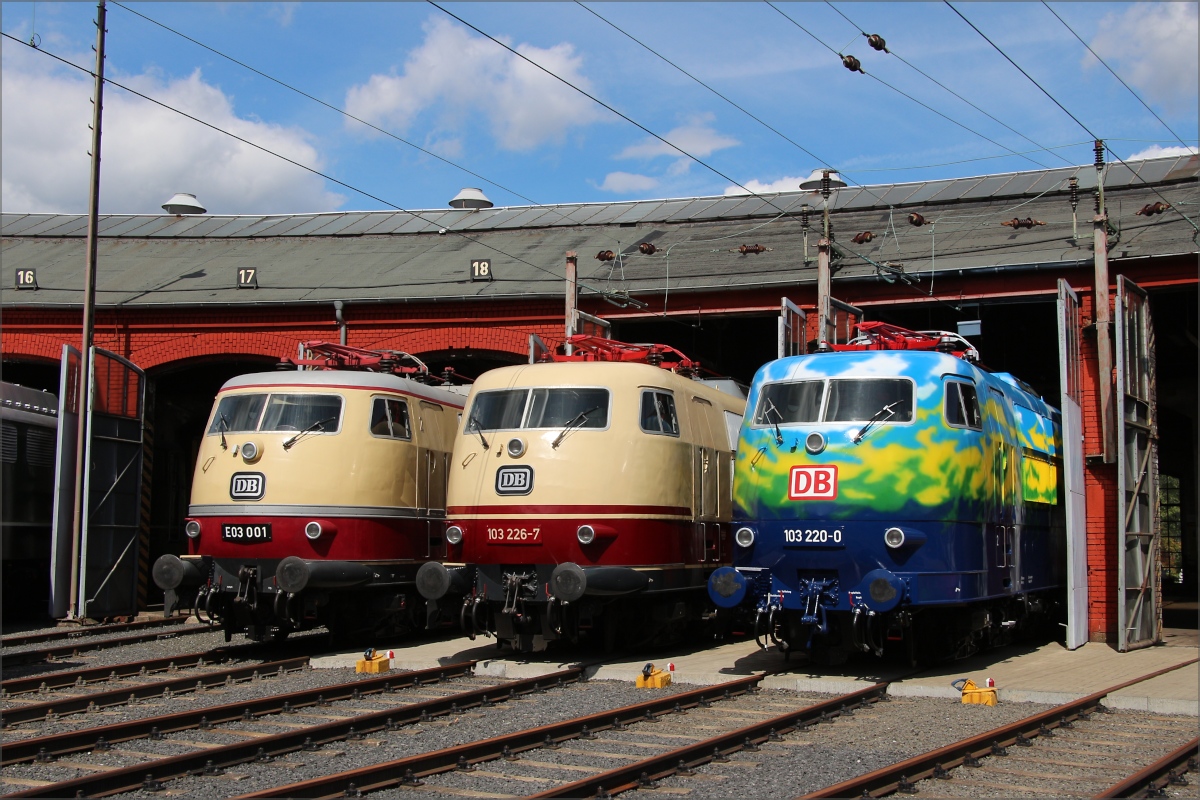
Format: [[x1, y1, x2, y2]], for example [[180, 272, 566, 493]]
[[466, 388, 609, 431], [207, 393, 343, 434], [754, 378, 913, 425]]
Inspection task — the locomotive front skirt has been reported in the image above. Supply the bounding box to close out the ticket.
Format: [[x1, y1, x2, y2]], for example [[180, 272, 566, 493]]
[[707, 348, 1065, 664]]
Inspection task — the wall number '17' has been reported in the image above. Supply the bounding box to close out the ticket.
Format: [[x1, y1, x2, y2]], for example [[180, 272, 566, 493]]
[[238, 267, 258, 288]]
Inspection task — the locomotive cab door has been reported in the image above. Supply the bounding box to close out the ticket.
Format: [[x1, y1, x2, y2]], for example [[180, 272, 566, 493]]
[[986, 387, 1020, 597], [417, 401, 448, 515], [690, 396, 721, 562]]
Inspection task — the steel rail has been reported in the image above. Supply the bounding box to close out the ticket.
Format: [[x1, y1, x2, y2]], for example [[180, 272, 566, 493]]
[[529, 682, 890, 798], [1, 625, 214, 666], [1, 648, 240, 695], [797, 658, 1199, 800], [0, 656, 309, 726], [1, 616, 190, 648], [233, 673, 768, 799], [1097, 737, 1199, 798], [3, 662, 553, 799], [1, 659, 479, 767]]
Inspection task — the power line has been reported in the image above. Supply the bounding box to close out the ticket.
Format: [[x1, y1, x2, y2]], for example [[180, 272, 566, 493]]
[[573, 2, 893, 208], [0, 31, 637, 304], [109, 1, 550, 210], [767, 1, 1053, 171], [824, 0, 1075, 167], [945, 2, 1200, 234], [1041, 1, 1193, 152], [426, 1, 800, 219]]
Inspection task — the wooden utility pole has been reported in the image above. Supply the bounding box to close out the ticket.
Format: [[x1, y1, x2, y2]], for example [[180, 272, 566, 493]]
[[564, 252, 577, 356], [69, 0, 107, 619]]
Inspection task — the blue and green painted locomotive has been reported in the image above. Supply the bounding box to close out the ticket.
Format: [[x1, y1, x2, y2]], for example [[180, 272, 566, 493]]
[[708, 323, 1065, 664]]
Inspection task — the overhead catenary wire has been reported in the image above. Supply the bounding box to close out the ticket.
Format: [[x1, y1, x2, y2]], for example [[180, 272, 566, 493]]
[[766, 1, 1054, 171], [1041, 1, 1194, 153], [0, 30, 631, 308], [945, 1, 1200, 234], [824, 0, 1075, 167]]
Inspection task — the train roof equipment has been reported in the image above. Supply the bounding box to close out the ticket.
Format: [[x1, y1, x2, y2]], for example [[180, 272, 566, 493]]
[[278, 341, 471, 386], [540, 335, 747, 399], [826, 322, 980, 363]]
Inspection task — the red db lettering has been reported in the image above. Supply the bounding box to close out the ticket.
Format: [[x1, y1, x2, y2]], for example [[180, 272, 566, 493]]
[[789, 465, 838, 500]]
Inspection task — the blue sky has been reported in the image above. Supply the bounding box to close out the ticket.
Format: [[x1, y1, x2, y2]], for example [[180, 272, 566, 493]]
[[2, 2, 1196, 216]]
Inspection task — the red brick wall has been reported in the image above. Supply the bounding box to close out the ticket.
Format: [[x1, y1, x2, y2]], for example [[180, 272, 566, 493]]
[[1, 301, 566, 370]]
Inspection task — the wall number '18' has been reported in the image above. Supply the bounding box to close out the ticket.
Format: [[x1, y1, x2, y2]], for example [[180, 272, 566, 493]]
[[471, 259, 493, 281], [238, 267, 258, 288]]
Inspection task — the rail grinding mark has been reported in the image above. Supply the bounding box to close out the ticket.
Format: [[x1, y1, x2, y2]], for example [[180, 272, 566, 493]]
[[799, 657, 1200, 799], [0, 625, 216, 667], [0, 656, 310, 726], [0, 661, 557, 799], [0, 660, 481, 768], [0, 616, 191, 649], [228, 673, 773, 799], [1, 647, 245, 695]]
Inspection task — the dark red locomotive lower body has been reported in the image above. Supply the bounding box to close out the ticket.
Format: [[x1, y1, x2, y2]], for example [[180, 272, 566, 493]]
[[152, 510, 446, 642]]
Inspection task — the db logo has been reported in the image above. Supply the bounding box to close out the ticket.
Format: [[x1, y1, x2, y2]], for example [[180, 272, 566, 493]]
[[788, 465, 837, 500], [229, 472, 266, 500], [495, 465, 534, 496]]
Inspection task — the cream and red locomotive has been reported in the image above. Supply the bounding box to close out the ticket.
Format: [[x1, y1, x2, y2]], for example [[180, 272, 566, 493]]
[[152, 343, 465, 642], [416, 336, 746, 652]]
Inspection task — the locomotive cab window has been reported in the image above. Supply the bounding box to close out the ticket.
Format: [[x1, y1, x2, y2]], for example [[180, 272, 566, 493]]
[[825, 379, 913, 422], [944, 380, 982, 430], [209, 393, 266, 433], [370, 397, 411, 440], [467, 387, 610, 431], [755, 381, 822, 425], [640, 390, 679, 436], [260, 394, 342, 434]]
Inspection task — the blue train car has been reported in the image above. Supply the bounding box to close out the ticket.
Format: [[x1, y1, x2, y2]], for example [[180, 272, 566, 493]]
[[708, 324, 1065, 664]]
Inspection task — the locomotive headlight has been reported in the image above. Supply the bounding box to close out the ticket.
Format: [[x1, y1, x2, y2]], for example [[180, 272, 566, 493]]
[[304, 521, 323, 540], [804, 432, 826, 455], [506, 437, 526, 458], [240, 441, 260, 463], [445, 525, 464, 545], [734, 527, 756, 548], [184, 519, 201, 539], [576, 525, 596, 545], [884, 527, 905, 549]]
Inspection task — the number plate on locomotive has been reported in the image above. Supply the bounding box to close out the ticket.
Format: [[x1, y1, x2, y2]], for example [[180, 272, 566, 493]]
[[782, 527, 844, 546], [486, 527, 541, 544], [221, 523, 272, 542]]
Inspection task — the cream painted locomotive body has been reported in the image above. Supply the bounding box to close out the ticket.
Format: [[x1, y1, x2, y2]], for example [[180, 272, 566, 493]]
[[419, 360, 745, 652], [153, 369, 464, 642]]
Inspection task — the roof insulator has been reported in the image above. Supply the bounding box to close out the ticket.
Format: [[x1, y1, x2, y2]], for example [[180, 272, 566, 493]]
[[866, 34, 888, 53], [908, 212, 927, 227], [595, 250, 616, 262], [734, 244, 771, 255], [851, 231, 875, 244], [1094, 140, 1105, 171], [841, 54, 865, 74], [637, 242, 658, 255], [1069, 177, 1079, 210], [1001, 217, 1046, 229], [1135, 202, 1171, 217]]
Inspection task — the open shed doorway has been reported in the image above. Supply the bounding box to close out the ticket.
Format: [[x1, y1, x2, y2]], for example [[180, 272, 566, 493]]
[[610, 313, 777, 386]]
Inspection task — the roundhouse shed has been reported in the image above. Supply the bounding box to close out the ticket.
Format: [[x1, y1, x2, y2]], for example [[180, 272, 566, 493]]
[[2, 155, 1196, 645]]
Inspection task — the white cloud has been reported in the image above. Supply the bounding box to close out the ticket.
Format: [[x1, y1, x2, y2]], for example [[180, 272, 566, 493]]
[[1088, 4, 1198, 114], [598, 172, 659, 193], [1127, 144, 1199, 161], [344, 17, 605, 152], [266, 3, 299, 28], [615, 114, 739, 161], [1, 44, 343, 214], [724, 175, 807, 196]]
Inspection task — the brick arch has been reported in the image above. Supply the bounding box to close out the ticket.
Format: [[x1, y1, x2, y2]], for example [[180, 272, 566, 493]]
[[124, 332, 308, 372], [356, 325, 563, 360], [1, 333, 73, 365]]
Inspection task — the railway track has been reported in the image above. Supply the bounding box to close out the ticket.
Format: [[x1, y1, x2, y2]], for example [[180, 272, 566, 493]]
[[1, 616, 190, 648], [0, 625, 215, 667], [802, 661, 1200, 799], [1, 648, 245, 696], [0, 656, 309, 726]]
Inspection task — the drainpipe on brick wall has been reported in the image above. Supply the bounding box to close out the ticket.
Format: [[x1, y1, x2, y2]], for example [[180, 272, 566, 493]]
[[334, 300, 347, 346]]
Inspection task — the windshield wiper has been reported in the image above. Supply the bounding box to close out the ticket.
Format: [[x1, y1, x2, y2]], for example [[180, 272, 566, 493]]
[[282, 416, 337, 450], [218, 414, 230, 450], [852, 402, 898, 444], [763, 399, 784, 446], [468, 413, 490, 450], [552, 406, 600, 449]]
